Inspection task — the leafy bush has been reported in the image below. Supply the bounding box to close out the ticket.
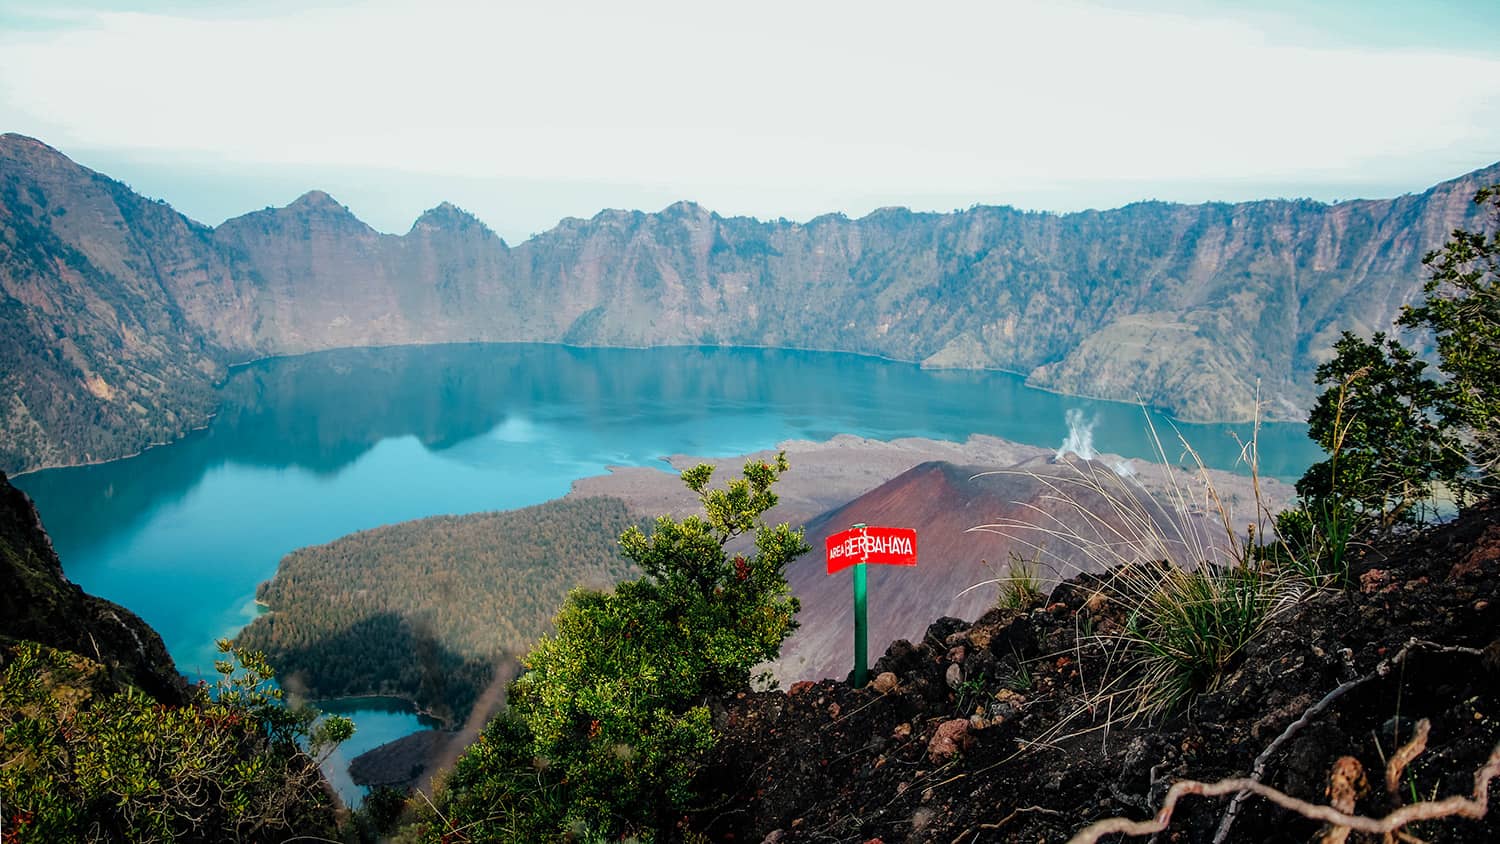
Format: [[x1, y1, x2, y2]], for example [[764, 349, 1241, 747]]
[[0, 640, 351, 843], [1398, 184, 1500, 500], [1283, 182, 1500, 566], [422, 711, 570, 842], [1295, 331, 1464, 535], [428, 455, 809, 842]]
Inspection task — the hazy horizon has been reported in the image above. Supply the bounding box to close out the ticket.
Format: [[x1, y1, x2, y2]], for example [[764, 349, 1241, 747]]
[[11, 132, 1493, 247], [3, 0, 1498, 243]]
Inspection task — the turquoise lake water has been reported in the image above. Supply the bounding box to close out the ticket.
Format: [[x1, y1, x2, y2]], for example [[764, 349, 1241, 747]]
[[313, 696, 444, 804], [12, 343, 1323, 804]]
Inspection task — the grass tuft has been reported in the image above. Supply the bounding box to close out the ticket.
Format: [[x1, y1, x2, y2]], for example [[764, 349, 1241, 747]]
[[1114, 560, 1281, 718], [996, 553, 1046, 610]]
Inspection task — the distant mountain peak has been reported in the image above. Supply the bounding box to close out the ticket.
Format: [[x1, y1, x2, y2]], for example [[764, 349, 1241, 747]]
[[264, 190, 378, 234], [426, 200, 467, 216], [1, 132, 55, 152], [288, 190, 348, 212], [412, 201, 491, 232], [0, 133, 75, 168], [662, 200, 711, 218]]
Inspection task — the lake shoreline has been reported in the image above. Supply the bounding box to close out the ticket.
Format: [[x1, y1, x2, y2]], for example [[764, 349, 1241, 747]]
[[310, 694, 452, 728], [221, 340, 1294, 426], [12, 342, 1316, 810], [11, 340, 1300, 477]]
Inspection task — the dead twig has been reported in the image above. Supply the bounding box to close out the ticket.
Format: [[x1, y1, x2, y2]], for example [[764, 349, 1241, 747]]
[[950, 805, 1069, 844], [1387, 719, 1431, 797], [1213, 638, 1479, 843], [1318, 756, 1369, 844], [1067, 737, 1499, 844]]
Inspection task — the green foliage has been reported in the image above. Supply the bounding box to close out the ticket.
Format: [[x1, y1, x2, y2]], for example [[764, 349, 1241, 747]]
[[429, 455, 809, 842], [996, 553, 1044, 611], [1270, 502, 1353, 587], [1118, 561, 1282, 719], [350, 785, 417, 840], [1398, 184, 1500, 500], [422, 712, 571, 842], [1285, 184, 1500, 575], [954, 672, 989, 717], [0, 640, 350, 843], [1296, 331, 1463, 535]]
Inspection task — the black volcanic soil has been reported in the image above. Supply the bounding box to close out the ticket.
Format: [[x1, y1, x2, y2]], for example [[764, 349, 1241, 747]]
[[688, 506, 1500, 843]]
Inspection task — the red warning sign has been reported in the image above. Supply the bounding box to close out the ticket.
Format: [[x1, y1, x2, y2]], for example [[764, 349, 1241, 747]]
[[825, 525, 918, 574]]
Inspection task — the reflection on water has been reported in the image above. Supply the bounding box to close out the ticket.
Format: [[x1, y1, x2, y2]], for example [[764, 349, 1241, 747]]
[[12, 343, 1322, 804], [19, 343, 1318, 563]]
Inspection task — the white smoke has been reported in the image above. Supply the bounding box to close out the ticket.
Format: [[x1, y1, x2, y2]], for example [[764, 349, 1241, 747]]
[[1112, 459, 1138, 479], [1055, 408, 1097, 461]]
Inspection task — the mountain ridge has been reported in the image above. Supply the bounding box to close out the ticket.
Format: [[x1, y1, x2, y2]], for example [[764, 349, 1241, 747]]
[[3, 132, 1497, 473]]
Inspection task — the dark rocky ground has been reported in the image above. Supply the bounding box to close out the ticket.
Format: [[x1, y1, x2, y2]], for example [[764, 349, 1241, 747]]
[[687, 506, 1500, 843]]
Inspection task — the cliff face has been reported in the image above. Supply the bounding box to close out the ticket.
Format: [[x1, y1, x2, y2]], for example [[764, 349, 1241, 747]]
[[0, 470, 185, 702], [3, 131, 1496, 472], [212, 193, 526, 352], [0, 135, 233, 472], [508, 188, 1492, 423]]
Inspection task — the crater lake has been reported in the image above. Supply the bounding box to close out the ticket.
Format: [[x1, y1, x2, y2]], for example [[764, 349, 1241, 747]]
[[12, 342, 1323, 804]]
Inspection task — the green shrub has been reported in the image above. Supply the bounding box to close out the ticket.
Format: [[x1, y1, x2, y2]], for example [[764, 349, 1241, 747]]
[[1295, 331, 1463, 535], [424, 711, 571, 843], [996, 553, 1045, 610], [0, 640, 351, 843], [428, 455, 809, 842], [1269, 499, 1354, 587], [1398, 184, 1500, 502], [1116, 561, 1283, 719], [1290, 183, 1500, 545]]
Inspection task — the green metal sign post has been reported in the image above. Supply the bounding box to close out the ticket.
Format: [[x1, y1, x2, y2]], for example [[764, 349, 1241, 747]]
[[852, 555, 869, 686], [825, 523, 917, 687]]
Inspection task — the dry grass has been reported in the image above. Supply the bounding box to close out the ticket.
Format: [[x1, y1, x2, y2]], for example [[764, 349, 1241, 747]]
[[957, 553, 1048, 611], [968, 406, 1309, 721]]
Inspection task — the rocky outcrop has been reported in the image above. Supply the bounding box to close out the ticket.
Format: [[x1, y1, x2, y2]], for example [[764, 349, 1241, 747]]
[[3, 131, 1496, 472], [0, 470, 185, 702], [692, 506, 1500, 843]]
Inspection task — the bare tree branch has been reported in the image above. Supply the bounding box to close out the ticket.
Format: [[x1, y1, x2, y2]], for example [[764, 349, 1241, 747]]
[[1067, 737, 1499, 844], [1212, 638, 1482, 842], [1386, 719, 1431, 797]]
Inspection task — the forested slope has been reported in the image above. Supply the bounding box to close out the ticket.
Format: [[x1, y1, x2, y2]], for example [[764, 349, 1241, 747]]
[[0, 471, 345, 842], [235, 496, 643, 721]]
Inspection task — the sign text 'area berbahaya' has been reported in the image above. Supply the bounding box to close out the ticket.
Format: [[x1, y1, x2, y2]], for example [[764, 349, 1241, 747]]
[[825, 526, 918, 574]]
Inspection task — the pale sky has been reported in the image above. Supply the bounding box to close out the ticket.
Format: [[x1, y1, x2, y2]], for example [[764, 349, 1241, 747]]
[[2, 0, 1498, 243]]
